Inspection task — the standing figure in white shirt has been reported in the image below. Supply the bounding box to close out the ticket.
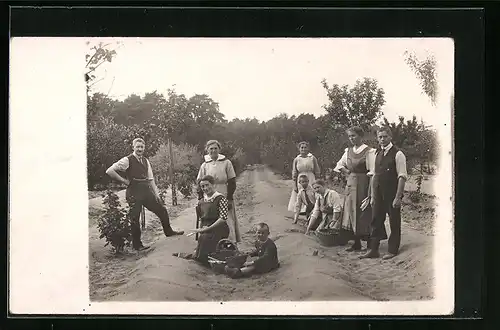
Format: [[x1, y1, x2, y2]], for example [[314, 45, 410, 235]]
[[106, 138, 184, 251], [334, 126, 375, 252], [360, 127, 407, 260]]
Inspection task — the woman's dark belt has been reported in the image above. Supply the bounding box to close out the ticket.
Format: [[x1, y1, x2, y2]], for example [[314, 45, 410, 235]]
[[130, 178, 153, 183]]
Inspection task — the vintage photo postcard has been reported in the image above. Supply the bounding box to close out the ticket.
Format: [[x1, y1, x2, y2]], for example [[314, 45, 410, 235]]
[[9, 37, 454, 315]]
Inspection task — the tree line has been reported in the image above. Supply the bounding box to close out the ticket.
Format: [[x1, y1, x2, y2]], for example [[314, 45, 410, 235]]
[[86, 41, 439, 198], [87, 81, 438, 192]]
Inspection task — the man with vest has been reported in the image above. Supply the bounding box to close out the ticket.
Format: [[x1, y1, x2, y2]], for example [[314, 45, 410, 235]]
[[360, 127, 407, 260], [106, 138, 184, 251]]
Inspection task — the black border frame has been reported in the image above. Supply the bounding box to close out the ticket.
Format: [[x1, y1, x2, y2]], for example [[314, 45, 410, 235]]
[[3, 1, 490, 328]]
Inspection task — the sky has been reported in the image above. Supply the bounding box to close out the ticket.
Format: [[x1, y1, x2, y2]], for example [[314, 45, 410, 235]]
[[90, 38, 454, 126]]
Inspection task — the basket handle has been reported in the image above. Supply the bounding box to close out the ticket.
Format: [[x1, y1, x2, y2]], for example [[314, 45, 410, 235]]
[[216, 239, 237, 252]]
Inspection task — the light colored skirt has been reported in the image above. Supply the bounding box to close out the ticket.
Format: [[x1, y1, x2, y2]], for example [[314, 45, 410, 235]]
[[338, 172, 371, 239]]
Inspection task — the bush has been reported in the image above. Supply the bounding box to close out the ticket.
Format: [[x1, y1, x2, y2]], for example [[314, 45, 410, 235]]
[[87, 116, 131, 189], [149, 143, 202, 198], [227, 146, 248, 176], [176, 172, 194, 198], [97, 190, 132, 254], [408, 174, 424, 203]]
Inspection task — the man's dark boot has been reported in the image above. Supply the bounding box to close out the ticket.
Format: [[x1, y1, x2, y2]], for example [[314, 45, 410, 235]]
[[165, 229, 184, 236], [134, 244, 150, 252], [359, 239, 380, 259]]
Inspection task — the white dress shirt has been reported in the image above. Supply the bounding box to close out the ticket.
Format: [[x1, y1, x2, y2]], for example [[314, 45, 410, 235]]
[[310, 189, 343, 223]]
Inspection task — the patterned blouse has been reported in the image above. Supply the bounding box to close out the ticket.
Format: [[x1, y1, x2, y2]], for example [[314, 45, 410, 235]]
[[202, 191, 229, 221]]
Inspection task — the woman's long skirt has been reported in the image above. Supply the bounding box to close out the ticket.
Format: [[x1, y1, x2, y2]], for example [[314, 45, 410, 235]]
[[339, 172, 372, 240], [195, 223, 230, 265]]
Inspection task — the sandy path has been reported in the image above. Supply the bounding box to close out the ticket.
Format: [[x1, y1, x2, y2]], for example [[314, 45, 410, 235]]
[[89, 165, 434, 301]]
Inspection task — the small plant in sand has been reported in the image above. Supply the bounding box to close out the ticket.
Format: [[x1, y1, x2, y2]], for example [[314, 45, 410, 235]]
[[409, 174, 424, 203], [97, 190, 132, 254]]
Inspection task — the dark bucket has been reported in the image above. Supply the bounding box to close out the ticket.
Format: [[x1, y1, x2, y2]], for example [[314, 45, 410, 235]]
[[316, 229, 349, 247]]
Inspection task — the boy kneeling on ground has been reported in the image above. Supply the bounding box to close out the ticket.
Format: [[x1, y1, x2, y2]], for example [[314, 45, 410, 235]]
[[225, 223, 280, 279], [293, 174, 316, 224], [305, 179, 343, 235]]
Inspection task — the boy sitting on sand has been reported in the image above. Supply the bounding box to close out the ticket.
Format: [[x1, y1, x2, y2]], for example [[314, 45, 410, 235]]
[[224, 223, 280, 279]]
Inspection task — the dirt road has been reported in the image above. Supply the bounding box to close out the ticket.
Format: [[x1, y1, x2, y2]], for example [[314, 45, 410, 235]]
[[89, 165, 434, 301]]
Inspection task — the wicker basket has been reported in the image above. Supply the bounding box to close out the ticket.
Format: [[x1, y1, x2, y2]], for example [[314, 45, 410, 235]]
[[207, 239, 248, 274], [316, 229, 349, 247]]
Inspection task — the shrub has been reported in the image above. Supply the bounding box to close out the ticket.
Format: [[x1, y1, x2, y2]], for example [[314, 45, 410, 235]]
[[408, 174, 425, 203], [149, 143, 202, 198], [87, 116, 131, 189], [97, 190, 132, 254], [176, 172, 194, 198]]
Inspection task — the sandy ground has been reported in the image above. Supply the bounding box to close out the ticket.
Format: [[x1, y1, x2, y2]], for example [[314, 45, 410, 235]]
[[89, 165, 434, 302]]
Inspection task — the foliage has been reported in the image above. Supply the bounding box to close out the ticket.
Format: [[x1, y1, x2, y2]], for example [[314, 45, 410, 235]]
[[97, 190, 132, 254], [86, 77, 437, 194], [321, 77, 385, 132], [88, 92, 117, 123], [381, 115, 438, 174], [87, 116, 131, 189], [409, 175, 424, 203], [149, 143, 202, 197], [85, 41, 121, 93], [404, 50, 438, 106]]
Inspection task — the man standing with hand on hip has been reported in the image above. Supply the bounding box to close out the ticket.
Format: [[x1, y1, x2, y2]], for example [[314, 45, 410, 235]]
[[106, 138, 184, 251], [360, 127, 407, 260]]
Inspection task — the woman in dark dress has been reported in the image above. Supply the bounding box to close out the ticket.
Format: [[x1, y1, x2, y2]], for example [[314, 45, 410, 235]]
[[174, 175, 230, 266], [333, 126, 375, 252]]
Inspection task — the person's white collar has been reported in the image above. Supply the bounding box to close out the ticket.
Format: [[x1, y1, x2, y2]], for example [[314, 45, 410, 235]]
[[204, 154, 226, 162], [383, 142, 393, 151], [352, 144, 368, 153], [133, 152, 144, 160], [298, 153, 313, 158], [203, 191, 223, 201]]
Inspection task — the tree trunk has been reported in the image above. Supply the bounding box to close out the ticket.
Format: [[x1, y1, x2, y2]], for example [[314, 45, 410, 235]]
[[168, 137, 178, 206]]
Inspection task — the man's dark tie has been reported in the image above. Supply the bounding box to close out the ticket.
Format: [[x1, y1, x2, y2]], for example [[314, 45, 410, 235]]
[[304, 190, 313, 206]]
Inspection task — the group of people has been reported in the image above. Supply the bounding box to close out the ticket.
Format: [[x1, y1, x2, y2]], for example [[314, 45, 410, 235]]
[[106, 138, 279, 279], [288, 126, 407, 260], [104, 124, 407, 281]]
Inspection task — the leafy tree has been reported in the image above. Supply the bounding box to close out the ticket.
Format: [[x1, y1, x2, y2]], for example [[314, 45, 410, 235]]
[[85, 41, 121, 93], [321, 77, 385, 131], [87, 92, 116, 123], [184, 94, 227, 147], [381, 115, 438, 174], [87, 116, 131, 189], [149, 143, 202, 200], [404, 50, 438, 106]]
